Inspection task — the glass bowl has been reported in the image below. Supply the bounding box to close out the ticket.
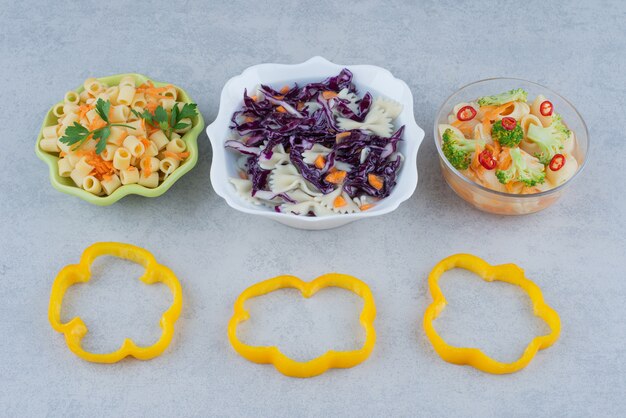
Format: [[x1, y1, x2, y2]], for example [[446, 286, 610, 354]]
[[433, 78, 589, 215]]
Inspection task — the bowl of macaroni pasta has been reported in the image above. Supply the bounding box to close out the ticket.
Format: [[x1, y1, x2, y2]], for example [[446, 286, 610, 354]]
[[36, 73, 204, 205]]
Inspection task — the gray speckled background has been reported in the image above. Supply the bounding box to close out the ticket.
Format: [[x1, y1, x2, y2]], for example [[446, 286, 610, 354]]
[[1, 0, 625, 417]]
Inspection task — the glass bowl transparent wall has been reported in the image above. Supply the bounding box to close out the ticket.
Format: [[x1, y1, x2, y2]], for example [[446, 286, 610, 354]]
[[434, 78, 589, 215]]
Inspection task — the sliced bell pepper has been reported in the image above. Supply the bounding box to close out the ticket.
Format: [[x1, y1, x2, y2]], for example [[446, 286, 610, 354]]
[[48, 242, 183, 363], [423, 254, 561, 374], [228, 273, 376, 378]]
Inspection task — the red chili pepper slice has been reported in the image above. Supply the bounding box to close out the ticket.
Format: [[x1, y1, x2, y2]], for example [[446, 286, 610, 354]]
[[478, 149, 497, 170], [549, 154, 565, 171], [540, 100, 553, 116], [457, 105, 477, 122], [501, 117, 517, 130]]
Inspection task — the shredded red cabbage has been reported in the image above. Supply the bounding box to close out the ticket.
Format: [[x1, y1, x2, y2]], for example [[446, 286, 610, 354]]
[[226, 69, 405, 213]]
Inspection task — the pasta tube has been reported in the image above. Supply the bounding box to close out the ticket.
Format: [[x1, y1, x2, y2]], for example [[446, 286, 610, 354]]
[[113, 147, 131, 171]]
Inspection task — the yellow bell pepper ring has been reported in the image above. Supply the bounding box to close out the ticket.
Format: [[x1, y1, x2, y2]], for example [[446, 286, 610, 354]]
[[423, 254, 561, 374], [48, 242, 183, 363], [227, 273, 377, 378]]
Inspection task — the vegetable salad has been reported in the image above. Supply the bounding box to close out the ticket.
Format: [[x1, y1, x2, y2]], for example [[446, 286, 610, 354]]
[[439, 89, 579, 194], [225, 69, 406, 216]]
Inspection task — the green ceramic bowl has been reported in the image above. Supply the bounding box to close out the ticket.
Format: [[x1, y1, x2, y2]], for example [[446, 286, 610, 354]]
[[35, 73, 205, 206]]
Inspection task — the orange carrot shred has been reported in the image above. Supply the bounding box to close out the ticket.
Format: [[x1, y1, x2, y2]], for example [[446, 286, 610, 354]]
[[88, 116, 107, 131], [117, 131, 128, 146], [276, 106, 287, 113], [163, 151, 190, 161], [78, 104, 93, 120], [505, 181, 515, 192], [143, 159, 152, 178], [84, 152, 115, 180], [145, 101, 158, 112], [360, 203, 374, 211], [322, 91, 338, 100], [280, 86, 290, 94], [140, 137, 150, 148], [481, 102, 514, 132]]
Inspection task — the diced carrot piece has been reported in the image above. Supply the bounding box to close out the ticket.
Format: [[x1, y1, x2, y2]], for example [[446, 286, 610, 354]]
[[325, 170, 347, 184], [322, 91, 338, 100], [314, 155, 326, 169], [249, 95, 257, 102], [333, 196, 346, 208], [367, 174, 384, 190], [274, 95, 284, 100], [360, 204, 374, 211], [297, 102, 305, 110], [280, 85, 290, 94], [276, 106, 287, 113], [335, 132, 351, 142], [244, 116, 255, 123]]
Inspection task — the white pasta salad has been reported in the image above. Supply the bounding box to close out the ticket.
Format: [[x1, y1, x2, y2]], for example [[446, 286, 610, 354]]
[[39, 76, 199, 196], [438, 88, 579, 194], [225, 69, 405, 216]]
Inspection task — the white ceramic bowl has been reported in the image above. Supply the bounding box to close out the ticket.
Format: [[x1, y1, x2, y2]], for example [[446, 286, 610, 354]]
[[207, 56, 424, 230]]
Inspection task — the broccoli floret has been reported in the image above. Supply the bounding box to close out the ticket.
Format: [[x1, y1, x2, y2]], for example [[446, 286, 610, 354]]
[[442, 128, 485, 170], [496, 148, 545, 186], [491, 120, 524, 147], [477, 88, 528, 106], [526, 114, 571, 164]]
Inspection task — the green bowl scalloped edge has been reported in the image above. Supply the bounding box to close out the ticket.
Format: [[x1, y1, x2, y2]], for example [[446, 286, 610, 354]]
[[35, 73, 205, 206]]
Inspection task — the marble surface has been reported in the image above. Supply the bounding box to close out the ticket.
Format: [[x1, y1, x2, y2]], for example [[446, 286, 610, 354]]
[[1, 0, 625, 417]]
